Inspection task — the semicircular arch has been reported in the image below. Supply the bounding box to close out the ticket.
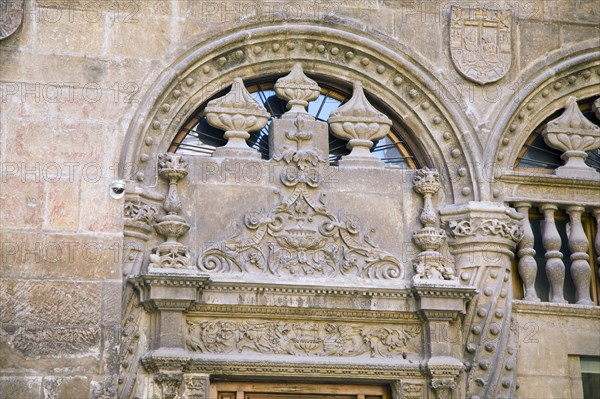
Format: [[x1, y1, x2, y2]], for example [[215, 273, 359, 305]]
[[119, 22, 479, 202], [484, 40, 600, 192]]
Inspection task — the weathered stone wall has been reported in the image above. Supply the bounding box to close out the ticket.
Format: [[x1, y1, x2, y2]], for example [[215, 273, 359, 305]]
[[1, 1, 598, 398]]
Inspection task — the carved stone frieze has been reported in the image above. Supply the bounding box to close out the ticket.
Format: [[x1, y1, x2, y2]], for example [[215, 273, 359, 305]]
[[445, 217, 523, 241], [199, 101, 404, 280], [185, 319, 420, 358], [450, 6, 512, 84]]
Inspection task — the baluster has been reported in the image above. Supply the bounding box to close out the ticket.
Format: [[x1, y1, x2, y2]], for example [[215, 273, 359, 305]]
[[515, 202, 540, 301], [593, 209, 600, 283], [540, 204, 567, 303], [566, 206, 593, 305]]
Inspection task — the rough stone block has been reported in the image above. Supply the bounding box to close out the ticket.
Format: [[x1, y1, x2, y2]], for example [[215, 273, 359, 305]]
[[45, 179, 80, 231], [4, 119, 107, 166], [0, 376, 42, 399], [107, 16, 171, 59], [42, 376, 89, 399], [35, 10, 104, 57], [78, 178, 124, 233], [519, 21, 560, 68], [0, 174, 45, 230]]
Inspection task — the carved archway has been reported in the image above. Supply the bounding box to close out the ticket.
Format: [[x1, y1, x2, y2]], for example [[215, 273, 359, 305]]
[[484, 40, 600, 194], [119, 22, 479, 203]]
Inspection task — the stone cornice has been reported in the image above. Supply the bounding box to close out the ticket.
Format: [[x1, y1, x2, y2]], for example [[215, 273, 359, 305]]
[[498, 170, 600, 189], [497, 170, 600, 207], [512, 300, 600, 319], [204, 280, 413, 297], [187, 304, 420, 323]]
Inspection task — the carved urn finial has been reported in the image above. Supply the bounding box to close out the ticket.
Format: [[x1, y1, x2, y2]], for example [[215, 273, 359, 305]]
[[205, 78, 269, 157], [274, 63, 320, 115], [328, 81, 392, 163], [542, 96, 600, 178]]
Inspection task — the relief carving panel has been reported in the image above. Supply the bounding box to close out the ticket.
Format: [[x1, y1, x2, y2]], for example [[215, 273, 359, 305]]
[[186, 318, 421, 358]]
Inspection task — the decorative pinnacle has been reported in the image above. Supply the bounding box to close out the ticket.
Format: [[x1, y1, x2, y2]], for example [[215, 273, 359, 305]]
[[328, 81, 391, 157], [545, 96, 600, 134], [205, 78, 269, 139], [274, 64, 320, 113]]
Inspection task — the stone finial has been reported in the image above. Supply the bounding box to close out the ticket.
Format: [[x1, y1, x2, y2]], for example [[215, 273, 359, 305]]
[[542, 96, 600, 178], [149, 153, 192, 272], [411, 168, 457, 284], [205, 78, 269, 156], [274, 63, 320, 114], [328, 81, 392, 162]]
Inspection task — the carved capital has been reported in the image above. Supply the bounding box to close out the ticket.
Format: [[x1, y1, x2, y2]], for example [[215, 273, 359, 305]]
[[441, 202, 523, 248], [154, 371, 183, 399]]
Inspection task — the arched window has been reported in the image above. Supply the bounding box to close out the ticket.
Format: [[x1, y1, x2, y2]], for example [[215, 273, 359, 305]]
[[514, 96, 600, 172], [168, 77, 423, 168]]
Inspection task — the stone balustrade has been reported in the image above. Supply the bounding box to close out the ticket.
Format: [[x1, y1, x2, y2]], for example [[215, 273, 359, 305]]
[[514, 202, 599, 305]]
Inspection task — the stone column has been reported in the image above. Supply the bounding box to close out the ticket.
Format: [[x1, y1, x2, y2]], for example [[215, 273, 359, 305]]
[[566, 206, 593, 305], [441, 202, 523, 399], [540, 204, 567, 303], [514, 202, 539, 302], [593, 209, 600, 282]]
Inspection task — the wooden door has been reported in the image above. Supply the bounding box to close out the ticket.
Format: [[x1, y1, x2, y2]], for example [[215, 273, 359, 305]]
[[210, 382, 391, 399]]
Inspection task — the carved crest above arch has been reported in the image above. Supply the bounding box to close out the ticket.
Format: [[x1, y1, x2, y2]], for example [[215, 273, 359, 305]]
[[119, 23, 481, 203], [449, 6, 512, 84]]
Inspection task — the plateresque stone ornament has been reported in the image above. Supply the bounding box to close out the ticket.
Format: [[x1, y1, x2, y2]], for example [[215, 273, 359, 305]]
[[205, 77, 270, 158], [542, 96, 600, 179], [274, 63, 320, 115], [450, 6, 512, 84], [328, 81, 391, 166], [411, 168, 457, 284], [148, 153, 192, 271]]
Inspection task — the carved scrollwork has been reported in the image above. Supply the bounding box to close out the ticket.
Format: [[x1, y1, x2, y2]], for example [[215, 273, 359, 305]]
[[446, 218, 523, 242], [124, 201, 158, 226], [198, 185, 403, 280], [186, 319, 420, 358]]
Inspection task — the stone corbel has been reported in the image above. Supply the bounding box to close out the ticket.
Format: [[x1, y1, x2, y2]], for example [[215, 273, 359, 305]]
[[131, 274, 210, 350]]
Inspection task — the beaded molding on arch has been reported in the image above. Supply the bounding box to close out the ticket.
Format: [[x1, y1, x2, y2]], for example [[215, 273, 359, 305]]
[[121, 24, 478, 202], [495, 62, 600, 168]]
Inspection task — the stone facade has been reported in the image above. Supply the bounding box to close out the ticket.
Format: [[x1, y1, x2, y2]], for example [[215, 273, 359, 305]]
[[1, 1, 599, 398]]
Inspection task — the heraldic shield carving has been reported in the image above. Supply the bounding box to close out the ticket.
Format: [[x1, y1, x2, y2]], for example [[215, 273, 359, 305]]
[[450, 6, 512, 84]]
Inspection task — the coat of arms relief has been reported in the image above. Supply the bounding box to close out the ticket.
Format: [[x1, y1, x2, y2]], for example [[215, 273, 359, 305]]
[[450, 6, 512, 84]]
